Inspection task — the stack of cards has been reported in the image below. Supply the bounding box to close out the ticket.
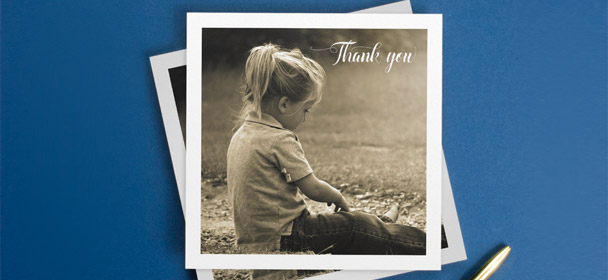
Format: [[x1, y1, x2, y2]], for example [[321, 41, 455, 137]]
[[150, 1, 466, 279]]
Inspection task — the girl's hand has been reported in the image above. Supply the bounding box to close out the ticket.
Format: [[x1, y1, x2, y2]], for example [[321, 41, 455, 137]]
[[295, 174, 350, 211], [327, 196, 350, 212]]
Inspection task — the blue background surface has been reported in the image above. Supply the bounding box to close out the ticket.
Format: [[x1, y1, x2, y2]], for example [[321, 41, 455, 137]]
[[1, 0, 606, 279]]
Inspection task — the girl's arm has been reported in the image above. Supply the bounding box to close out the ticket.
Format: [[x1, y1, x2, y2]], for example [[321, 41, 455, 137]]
[[295, 173, 350, 212]]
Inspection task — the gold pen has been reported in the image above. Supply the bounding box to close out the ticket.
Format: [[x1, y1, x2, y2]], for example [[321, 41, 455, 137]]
[[471, 245, 511, 280]]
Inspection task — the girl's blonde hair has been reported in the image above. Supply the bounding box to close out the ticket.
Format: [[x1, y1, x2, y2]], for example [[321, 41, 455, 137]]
[[239, 43, 326, 122]]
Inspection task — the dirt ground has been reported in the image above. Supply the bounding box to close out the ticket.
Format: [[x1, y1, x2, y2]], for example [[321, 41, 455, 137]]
[[201, 178, 426, 280]]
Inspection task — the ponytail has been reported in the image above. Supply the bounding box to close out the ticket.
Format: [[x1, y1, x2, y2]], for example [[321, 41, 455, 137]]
[[241, 44, 279, 119]]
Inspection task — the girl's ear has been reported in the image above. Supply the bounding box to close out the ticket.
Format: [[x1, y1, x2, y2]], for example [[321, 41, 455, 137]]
[[278, 96, 290, 113]]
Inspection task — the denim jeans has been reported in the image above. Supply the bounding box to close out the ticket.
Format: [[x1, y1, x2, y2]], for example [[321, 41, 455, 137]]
[[280, 209, 446, 255]]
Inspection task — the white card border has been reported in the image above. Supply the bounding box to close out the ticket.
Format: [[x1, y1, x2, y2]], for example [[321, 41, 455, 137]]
[[150, 50, 188, 215], [186, 13, 443, 270]]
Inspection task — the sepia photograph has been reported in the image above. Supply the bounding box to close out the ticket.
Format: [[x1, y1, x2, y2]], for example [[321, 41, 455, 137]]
[[201, 28, 430, 252]]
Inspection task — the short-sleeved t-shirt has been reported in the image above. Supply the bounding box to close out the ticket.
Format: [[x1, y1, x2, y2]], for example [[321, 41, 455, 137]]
[[227, 112, 311, 252]]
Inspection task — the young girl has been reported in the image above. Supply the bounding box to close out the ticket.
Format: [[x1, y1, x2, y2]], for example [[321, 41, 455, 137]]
[[227, 43, 439, 259]]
